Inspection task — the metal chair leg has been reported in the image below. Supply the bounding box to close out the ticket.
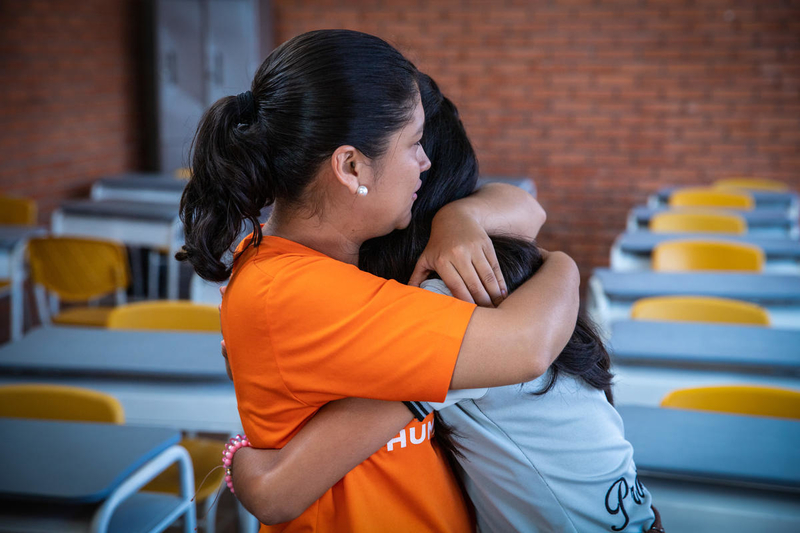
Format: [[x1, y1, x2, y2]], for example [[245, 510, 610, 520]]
[[148, 250, 161, 300]]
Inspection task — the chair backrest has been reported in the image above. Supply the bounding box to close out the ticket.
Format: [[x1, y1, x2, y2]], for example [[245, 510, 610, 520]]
[[649, 210, 747, 234], [669, 187, 754, 210], [108, 301, 220, 332], [661, 385, 800, 420], [0, 384, 124, 423], [28, 237, 130, 301], [0, 196, 37, 225], [714, 178, 788, 192], [174, 167, 192, 180], [652, 240, 764, 272], [631, 295, 770, 326]]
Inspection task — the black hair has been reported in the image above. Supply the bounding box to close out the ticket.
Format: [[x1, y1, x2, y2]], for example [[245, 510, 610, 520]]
[[357, 72, 613, 458], [358, 73, 478, 282], [177, 29, 420, 281], [491, 236, 614, 404], [359, 72, 613, 404]]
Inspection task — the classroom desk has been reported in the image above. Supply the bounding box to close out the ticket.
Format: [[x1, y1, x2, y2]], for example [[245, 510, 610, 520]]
[[0, 327, 239, 433], [612, 365, 800, 409], [626, 206, 799, 239], [648, 186, 800, 216], [0, 418, 195, 532], [0, 225, 46, 341], [609, 320, 800, 375], [619, 406, 800, 532], [586, 268, 800, 334], [89, 174, 533, 205], [91, 173, 186, 205], [51, 199, 184, 299], [621, 404, 800, 488], [610, 231, 800, 274]]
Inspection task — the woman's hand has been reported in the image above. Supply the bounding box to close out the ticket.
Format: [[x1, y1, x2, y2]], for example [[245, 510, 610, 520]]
[[409, 203, 507, 307], [408, 183, 545, 307], [229, 398, 413, 524]]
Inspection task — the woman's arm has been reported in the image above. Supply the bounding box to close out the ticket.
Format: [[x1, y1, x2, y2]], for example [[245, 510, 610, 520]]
[[451, 181, 546, 240], [233, 253, 579, 522], [224, 254, 577, 392], [450, 249, 580, 389], [232, 398, 411, 524], [409, 182, 546, 306]]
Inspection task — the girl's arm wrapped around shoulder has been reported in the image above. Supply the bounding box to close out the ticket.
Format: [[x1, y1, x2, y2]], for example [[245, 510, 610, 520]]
[[231, 398, 412, 524]]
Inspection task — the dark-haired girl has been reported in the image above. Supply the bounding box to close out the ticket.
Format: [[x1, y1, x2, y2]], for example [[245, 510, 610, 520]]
[[181, 30, 579, 531], [227, 73, 663, 532]]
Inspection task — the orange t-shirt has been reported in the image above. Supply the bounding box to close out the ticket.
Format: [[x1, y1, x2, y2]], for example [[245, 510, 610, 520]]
[[222, 236, 476, 532]]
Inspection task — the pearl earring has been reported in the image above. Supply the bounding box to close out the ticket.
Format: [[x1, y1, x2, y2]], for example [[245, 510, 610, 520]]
[[356, 185, 368, 196]]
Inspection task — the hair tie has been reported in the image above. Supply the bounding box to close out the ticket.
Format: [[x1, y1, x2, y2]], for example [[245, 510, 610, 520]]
[[236, 90, 257, 125]]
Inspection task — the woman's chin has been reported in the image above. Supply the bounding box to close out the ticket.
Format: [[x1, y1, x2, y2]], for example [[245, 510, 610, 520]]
[[395, 214, 413, 231]]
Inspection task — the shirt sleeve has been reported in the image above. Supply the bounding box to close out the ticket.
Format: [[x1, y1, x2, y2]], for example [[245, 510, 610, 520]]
[[266, 256, 476, 405], [405, 279, 488, 416], [425, 388, 489, 411]]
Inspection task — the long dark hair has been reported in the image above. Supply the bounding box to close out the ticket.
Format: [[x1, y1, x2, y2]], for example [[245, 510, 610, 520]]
[[358, 73, 614, 404], [358, 73, 478, 282], [178, 29, 419, 281], [492, 236, 614, 404]]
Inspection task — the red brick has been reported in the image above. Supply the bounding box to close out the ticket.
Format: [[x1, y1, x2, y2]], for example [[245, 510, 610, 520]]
[[3, 0, 799, 278]]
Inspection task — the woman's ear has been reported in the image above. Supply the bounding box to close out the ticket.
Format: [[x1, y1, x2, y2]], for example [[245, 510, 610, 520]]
[[330, 145, 369, 195]]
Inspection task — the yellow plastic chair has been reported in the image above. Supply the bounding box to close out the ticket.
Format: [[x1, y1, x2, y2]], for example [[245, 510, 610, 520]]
[[649, 210, 747, 234], [669, 187, 754, 211], [0, 197, 38, 341], [0, 384, 125, 423], [714, 178, 789, 192], [631, 296, 770, 326], [108, 301, 220, 332], [652, 240, 764, 272], [27, 236, 130, 327], [0, 196, 37, 225], [174, 167, 192, 180], [661, 385, 800, 420], [107, 301, 225, 529]]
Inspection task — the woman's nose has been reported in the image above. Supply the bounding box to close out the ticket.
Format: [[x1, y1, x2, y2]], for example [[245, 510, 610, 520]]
[[420, 149, 432, 172]]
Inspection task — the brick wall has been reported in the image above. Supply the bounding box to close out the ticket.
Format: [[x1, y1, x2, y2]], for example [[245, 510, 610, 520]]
[[0, 1, 797, 277], [273, 0, 800, 276], [0, 0, 143, 219]]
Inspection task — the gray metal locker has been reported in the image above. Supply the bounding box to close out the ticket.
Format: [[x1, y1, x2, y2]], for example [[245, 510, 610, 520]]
[[153, 0, 262, 173]]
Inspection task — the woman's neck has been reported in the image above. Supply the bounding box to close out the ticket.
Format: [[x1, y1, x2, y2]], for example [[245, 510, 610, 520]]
[[264, 202, 362, 265]]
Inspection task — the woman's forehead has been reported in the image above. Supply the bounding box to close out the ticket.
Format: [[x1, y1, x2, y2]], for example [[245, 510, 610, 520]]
[[409, 100, 425, 134]]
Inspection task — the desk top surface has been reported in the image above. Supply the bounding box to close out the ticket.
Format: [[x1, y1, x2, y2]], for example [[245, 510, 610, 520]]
[[95, 173, 187, 192], [0, 327, 227, 380], [614, 232, 800, 257], [610, 320, 800, 373], [593, 268, 800, 302], [0, 226, 46, 250], [631, 206, 795, 226], [58, 199, 179, 222], [0, 418, 180, 502], [619, 405, 800, 489], [655, 186, 799, 206]]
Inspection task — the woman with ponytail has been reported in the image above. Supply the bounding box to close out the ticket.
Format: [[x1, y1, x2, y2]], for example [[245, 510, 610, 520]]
[[180, 30, 578, 532], [227, 73, 663, 533]]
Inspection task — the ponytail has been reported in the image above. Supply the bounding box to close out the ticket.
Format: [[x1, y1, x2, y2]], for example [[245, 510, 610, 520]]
[[177, 93, 274, 281], [177, 30, 420, 282]]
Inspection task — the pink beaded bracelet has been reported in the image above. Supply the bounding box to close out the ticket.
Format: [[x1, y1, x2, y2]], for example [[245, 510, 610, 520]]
[[222, 434, 251, 494]]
